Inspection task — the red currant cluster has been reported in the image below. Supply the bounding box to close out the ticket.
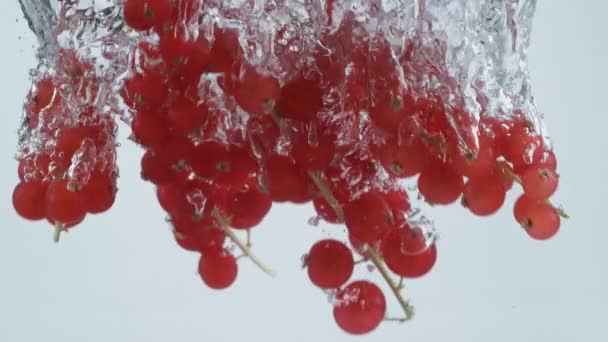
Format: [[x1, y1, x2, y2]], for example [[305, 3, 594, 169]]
[[11, 0, 566, 335], [13, 50, 118, 241]]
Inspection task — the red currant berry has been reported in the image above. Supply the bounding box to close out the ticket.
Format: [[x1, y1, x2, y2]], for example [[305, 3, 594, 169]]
[[521, 166, 559, 200], [333, 280, 386, 335], [343, 191, 392, 243], [462, 175, 506, 216], [45, 179, 87, 225], [519, 202, 560, 240], [12, 181, 47, 220], [124, 0, 172, 31], [381, 228, 438, 278], [222, 180, 272, 229], [82, 171, 116, 214], [306, 239, 354, 289], [418, 160, 464, 205], [276, 75, 324, 122], [131, 110, 170, 148], [198, 249, 238, 290]]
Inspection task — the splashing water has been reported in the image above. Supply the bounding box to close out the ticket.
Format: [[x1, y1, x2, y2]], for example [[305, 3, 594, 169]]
[[17, 0, 546, 238]]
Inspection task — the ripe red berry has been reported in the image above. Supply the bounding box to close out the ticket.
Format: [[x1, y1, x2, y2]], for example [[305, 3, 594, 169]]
[[192, 143, 257, 186], [168, 98, 209, 133], [198, 249, 238, 290], [343, 191, 392, 243], [333, 280, 386, 335], [513, 195, 538, 223], [462, 175, 506, 216], [306, 239, 354, 289], [290, 124, 335, 171], [374, 137, 429, 178], [384, 188, 412, 224], [262, 154, 312, 203], [158, 26, 210, 78], [381, 228, 438, 278], [160, 179, 217, 219], [121, 72, 168, 109], [208, 28, 241, 74], [131, 110, 170, 148], [533, 148, 557, 171], [45, 179, 87, 225], [503, 121, 543, 170], [55, 126, 94, 168], [516, 201, 560, 240], [369, 93, 410, 134], [173, 216, 225, 253], [124, 0, 172, 31], [12, 181, 48, 220], [222, 180, 272, 229], [276, 75, 324, 121], [451, 139, 496, 178], [521, 166, 559, 200], [225, 64, 280, 116], [140, 149, 177, 185], [82, 171, 116, 214], [417, 160, 464, 205]]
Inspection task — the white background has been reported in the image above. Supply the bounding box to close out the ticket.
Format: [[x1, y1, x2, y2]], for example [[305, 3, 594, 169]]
[[1, 1, 607, 341]]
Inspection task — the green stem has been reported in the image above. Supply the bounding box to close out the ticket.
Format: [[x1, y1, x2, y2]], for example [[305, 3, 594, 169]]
[[212, 209, 276, 277], [367, 247, 415, 322], [53, 223, 63, 243]]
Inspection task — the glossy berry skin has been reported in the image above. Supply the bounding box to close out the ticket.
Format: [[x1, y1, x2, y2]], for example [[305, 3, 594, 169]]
[[417, 161, 464, 205], [222, 181, 272, 229], [276, 75, 324, 122], [168, 99, 209, 133], [140, 149, 176, 185], [225, 64, 281, 116], [55, 126, 94, 169], [333, 281, 386, 335], [503, 122, 544, 170], [198, 249, 238, 290], [131, 110, 170, 148], [121, 72, 168, 109], [381, 228, 438, 278], [368, 94, 409, 135], [12, 181, 47, 220], [374, 137, 428, 178], [192, 143, 257, 186], [124, 0, 172, 31], [516, 200, 560, 240], [306, 239, 354, 289], [343, 191, 392, 243], [451, 140, 496, 178], [290, 125, 335, 172], [262, 154, 312, 203], [462, 175, 506, 216], [45, 180, 87, 225], [173, 216, 225, 254], [82, 172, 116, 214], [521, 166, 559, 200]]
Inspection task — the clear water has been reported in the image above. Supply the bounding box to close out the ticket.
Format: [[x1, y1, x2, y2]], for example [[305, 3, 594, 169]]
[[17, 0, 544, 250]]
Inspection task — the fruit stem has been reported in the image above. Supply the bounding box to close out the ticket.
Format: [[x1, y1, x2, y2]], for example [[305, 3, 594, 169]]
[[307, 171, 345, 223], [53, 223, 63, 243], [212, 208, 276, 277], [307, 171, 415, 322], [366, 247, 415, 322]]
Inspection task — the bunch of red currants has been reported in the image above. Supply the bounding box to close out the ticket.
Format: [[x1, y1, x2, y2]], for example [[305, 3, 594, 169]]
[[12, 0, 565, 335]]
